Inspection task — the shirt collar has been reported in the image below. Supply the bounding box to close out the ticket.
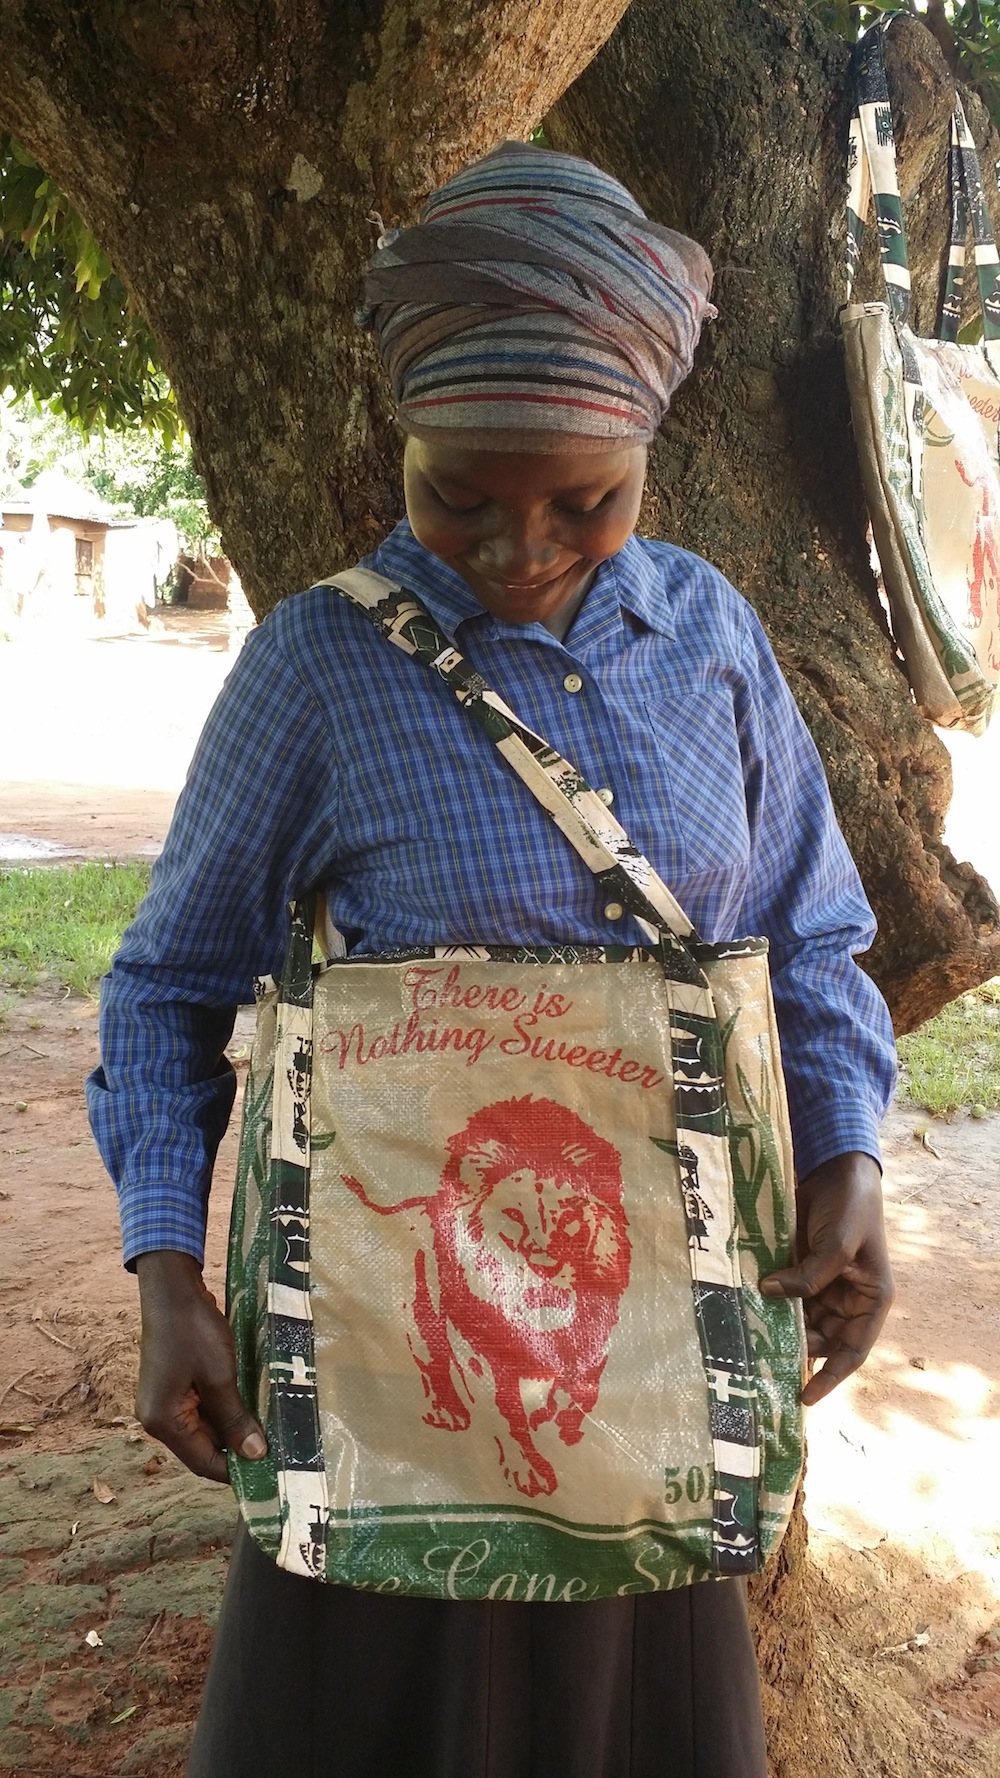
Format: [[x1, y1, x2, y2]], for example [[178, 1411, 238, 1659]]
[[365, 519, 677, 648]]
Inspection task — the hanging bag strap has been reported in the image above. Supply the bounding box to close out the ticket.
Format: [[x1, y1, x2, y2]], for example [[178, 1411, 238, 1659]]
[[317, 565, 707, 973], [940, 97, 1000, 342], [846, 16, 912, 321], [846, 14, 1000, 341]]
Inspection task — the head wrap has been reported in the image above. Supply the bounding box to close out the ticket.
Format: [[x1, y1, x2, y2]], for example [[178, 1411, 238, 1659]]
[[359, 142, 715, 453]]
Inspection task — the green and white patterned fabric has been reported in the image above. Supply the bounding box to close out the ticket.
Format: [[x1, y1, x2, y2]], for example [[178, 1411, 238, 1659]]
[[227, 570, 805, 1599], [842, 13, 1000, 735]]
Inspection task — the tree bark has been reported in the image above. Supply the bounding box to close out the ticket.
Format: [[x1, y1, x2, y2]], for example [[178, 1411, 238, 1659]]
[[547, 0, 1000, 1035]]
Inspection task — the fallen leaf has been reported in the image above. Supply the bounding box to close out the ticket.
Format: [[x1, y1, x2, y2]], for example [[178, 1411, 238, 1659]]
[[85, 1629, 103, 1648], [110, 1705, 137, 1725], [92, 1477, 116, 1504], [920, 1131, 940, 1158], [70, 1520, 80, 1536], [0, 1421, 35, 1434], [909, 1356, 926, 1371]]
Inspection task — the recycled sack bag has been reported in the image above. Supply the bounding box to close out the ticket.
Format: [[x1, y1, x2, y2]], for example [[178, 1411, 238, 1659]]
[[841, 14, 1000, 735], [226, 568, 806, 1602]]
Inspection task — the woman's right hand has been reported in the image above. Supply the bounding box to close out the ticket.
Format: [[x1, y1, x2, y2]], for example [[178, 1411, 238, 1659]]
[[135, 1249, 268, 1483]]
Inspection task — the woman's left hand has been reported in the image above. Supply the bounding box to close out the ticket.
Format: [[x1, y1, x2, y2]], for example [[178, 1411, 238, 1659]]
[[760, 1151, 894, 1406]]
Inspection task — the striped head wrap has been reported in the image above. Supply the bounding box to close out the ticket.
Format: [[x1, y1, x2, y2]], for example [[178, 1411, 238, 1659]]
[[359, 142, 715, 453]]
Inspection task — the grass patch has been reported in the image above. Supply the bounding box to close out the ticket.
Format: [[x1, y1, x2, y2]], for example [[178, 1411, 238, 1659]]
[[896, 979, 1000, 1118], [0, 862, 150, 998]]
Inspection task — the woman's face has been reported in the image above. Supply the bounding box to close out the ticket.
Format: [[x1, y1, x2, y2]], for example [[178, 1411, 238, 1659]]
[[403, 436, 647, 627]]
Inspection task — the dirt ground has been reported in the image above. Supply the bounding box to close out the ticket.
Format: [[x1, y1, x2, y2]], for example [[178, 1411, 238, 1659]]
[[0, 610, 998, 1777]]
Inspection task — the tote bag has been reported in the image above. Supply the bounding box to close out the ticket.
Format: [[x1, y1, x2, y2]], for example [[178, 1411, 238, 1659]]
[[841, 14, 1000, 734], [226, 568, 806, 1601]]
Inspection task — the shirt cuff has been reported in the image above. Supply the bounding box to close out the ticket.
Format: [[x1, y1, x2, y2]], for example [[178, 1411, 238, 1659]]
[[788, 1093, 884, 1182], [118, 1183, 210, 1272]]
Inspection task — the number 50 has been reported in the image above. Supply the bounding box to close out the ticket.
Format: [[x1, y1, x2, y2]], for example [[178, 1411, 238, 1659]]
[[664, 1465, 708, 1504]]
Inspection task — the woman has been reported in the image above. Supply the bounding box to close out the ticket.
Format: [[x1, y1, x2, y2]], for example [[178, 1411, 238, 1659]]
[[88, 143, 896, 1778]]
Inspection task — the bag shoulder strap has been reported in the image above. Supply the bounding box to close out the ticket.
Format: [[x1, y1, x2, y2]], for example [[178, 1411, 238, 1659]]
[[847, 14, 1000, 342], [941, 97, 1000, 342], [317, 565, 703, 955]]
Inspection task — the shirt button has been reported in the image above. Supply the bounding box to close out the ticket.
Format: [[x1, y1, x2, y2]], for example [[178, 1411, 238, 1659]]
[[604, 901, 624, 921], [596, 787, 614, 806], [562, 672, 583, 694]]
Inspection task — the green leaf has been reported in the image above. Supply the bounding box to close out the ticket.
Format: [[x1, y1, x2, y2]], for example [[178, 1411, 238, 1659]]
[[0, 132, 175, 442]]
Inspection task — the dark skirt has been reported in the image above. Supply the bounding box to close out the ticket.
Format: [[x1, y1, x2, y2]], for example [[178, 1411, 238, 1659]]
[[186, 1524, 767, 1778]]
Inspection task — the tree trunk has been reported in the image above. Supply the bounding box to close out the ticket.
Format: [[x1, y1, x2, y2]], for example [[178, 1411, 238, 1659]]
[[547, 1, 1000, 1033]]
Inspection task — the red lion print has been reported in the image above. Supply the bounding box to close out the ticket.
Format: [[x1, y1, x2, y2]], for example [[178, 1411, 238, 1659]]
[[342, 1096, 631, 1498]]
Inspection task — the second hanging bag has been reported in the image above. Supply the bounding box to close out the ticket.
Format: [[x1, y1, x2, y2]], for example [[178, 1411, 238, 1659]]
[[841, 14, 1000, 735]]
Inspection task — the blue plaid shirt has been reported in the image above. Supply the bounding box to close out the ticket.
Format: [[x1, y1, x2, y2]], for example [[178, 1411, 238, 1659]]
[[87, 521, 896, 1267]]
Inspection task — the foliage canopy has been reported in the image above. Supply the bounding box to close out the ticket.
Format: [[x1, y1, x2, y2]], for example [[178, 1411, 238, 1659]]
[[0, 134, 176, 440]]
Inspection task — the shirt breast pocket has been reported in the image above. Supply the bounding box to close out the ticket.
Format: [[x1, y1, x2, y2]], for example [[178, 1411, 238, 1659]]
[[643, 687, 751, 877]]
